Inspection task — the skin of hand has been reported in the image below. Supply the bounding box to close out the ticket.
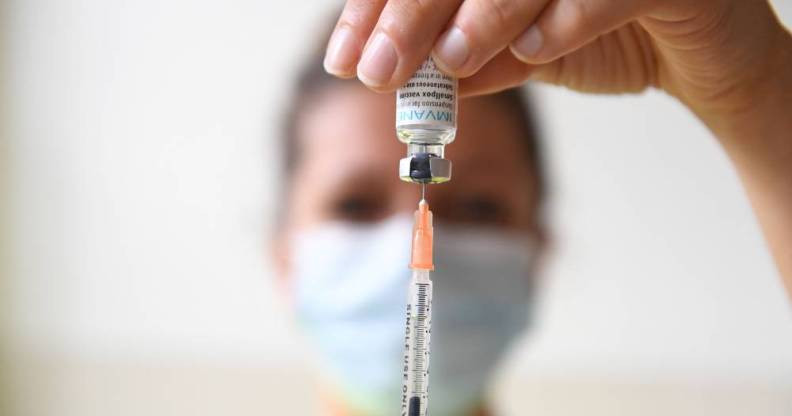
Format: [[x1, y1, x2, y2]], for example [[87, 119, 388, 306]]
[[322, 0, 792, 297]]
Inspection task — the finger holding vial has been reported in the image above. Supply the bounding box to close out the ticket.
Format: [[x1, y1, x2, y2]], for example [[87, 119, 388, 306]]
[[325, 0, 463, 92]]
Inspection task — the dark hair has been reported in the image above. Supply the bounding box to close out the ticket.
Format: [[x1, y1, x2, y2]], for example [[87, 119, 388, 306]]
[[280, 24, 546, 208]]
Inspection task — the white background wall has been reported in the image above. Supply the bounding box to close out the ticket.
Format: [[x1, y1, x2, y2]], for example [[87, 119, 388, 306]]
[[4, 0, 792, 413]]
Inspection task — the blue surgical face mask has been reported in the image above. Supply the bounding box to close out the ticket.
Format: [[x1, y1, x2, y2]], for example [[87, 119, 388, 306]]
[[292, 215, 536, 416]]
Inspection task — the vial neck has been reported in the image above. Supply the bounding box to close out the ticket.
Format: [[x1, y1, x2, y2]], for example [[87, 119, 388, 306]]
[[407, 143, 445, 158]]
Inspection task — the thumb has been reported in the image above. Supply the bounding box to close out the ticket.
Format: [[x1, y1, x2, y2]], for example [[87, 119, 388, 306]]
[[509, 0, 653, 64]]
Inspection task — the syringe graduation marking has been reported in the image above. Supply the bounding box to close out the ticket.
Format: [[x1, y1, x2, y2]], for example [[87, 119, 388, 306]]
[[412, 283, 429, 392]]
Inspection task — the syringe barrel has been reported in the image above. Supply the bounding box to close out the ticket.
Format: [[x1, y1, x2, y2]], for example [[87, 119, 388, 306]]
[[401, 269, 433, 416]]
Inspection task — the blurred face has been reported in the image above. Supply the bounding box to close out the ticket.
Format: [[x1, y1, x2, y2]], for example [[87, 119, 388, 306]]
[[276, 82, 543, 416], [283, 83, 541, 238]]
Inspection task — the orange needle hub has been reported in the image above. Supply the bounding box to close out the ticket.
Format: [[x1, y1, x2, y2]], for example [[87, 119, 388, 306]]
[[409, 199, 434, 271]]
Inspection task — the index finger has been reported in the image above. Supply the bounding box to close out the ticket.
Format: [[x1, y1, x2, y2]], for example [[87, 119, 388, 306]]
[[323, 0, 388, 79], [356, 0, 463, 92]]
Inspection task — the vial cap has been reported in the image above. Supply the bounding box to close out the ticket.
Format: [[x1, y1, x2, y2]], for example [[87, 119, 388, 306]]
[[399, 154, 452, 184]]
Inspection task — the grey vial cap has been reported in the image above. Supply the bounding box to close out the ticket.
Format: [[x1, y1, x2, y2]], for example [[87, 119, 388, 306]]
[[399, 153, 452, 184]]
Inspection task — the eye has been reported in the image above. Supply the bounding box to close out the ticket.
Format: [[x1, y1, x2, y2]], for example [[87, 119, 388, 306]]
[[453, 195, 508, 226], [331, 194, 385, 223]]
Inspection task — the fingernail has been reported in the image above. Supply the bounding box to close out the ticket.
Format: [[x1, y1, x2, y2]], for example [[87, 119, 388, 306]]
[[512, 26, 543, 60], [433, 27, 470, 71], [357, 32, 398, 87], [324, 27, 358, 76]]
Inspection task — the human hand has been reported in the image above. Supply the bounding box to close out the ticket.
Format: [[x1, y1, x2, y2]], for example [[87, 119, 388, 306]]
[[323, 0, 790, 128]]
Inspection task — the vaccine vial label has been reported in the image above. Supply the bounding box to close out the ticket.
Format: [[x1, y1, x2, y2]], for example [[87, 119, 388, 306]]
[[396, 58, 457, 129]]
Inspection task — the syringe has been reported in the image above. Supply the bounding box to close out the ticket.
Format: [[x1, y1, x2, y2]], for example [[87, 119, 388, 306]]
[[401, 199, 434, 416]]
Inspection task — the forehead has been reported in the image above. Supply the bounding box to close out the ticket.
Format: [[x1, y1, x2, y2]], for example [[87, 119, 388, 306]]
[[297, 84, 535, 183]]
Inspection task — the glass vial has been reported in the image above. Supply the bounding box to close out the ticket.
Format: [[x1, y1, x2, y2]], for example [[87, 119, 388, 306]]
[[396, 58, 457, 184]]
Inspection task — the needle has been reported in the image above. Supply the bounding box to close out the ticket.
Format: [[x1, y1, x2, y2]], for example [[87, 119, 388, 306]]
[[421, 182, 426, 202]]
